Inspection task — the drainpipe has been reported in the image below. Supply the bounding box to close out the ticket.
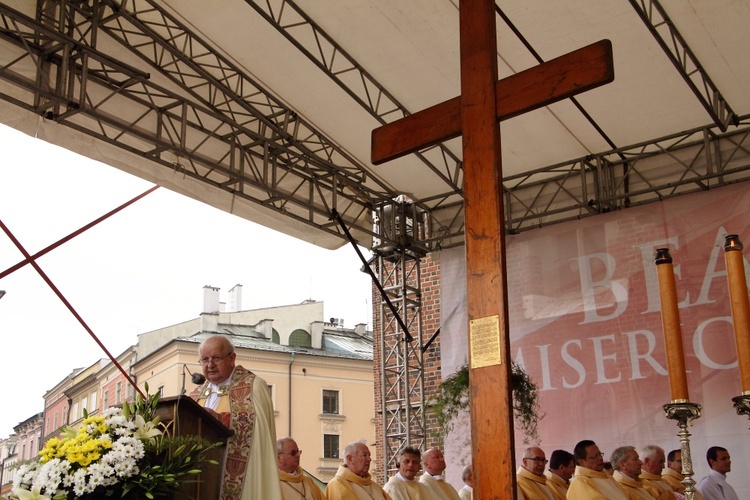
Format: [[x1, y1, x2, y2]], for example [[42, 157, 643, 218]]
[[288, 352, 295, 437]]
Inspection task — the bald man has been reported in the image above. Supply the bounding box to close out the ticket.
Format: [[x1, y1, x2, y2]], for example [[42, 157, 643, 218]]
[[419, 448, 461, 500]]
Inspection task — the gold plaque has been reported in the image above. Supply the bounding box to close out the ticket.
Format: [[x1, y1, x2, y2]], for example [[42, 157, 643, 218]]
[[470, 315, 502, 368]]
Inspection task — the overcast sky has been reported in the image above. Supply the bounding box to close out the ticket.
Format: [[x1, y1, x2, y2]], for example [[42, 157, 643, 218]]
[[0, 124, 374, 437]]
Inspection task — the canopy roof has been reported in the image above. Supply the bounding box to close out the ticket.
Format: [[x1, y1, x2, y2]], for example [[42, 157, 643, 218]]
[[0, 0, 748, 250]]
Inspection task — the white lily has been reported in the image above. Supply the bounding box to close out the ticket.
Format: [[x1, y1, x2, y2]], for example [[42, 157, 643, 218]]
[[132, 414, 162, 441], [11, 484, 52, 500]]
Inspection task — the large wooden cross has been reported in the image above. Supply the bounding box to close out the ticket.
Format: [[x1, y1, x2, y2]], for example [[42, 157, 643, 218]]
[[371, 1, 614, 497]]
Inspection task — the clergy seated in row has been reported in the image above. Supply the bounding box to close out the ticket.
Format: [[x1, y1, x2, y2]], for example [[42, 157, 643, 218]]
[[545, 450, 574, 499], [567, 439, 627, 499], [517, 447, 564, 499], [610, 446, 654, 499], [277, 437, 325, 500], [662, 449, 704, 499], [383, 447, 430, 500], [326, 440, 391, 500], [638, 445, 676, 500]]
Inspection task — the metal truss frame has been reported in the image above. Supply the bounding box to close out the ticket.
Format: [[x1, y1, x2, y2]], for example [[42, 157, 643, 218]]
[[0, 0, 397, 245], [629, 0, 738, 131], [241, 0, 466, 244], [504, 122, 750, 234], [375, 249, 425, 481]]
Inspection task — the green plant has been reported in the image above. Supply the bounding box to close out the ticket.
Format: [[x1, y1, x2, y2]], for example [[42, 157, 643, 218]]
[[432, 362, 544, 444]]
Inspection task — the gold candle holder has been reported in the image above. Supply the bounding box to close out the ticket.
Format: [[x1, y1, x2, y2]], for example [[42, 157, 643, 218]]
[[664, 402, 702, 500]]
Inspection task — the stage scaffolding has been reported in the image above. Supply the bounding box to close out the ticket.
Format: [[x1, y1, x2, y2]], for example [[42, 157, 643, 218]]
[[371, 197, 430, 480]]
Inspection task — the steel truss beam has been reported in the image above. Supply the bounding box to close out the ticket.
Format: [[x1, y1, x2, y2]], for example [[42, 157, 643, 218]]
[[241, 0, 465, 244], [629, 0, 738, 130], [0, 0, 399, 245], [504, 122, 750, 234]]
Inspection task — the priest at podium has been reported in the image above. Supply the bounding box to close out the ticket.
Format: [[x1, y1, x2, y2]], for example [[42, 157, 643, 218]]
[[191, 335, 282, 499]]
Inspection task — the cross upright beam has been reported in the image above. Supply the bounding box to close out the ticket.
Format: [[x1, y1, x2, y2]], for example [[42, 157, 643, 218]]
[[371, 1, 614, 496]]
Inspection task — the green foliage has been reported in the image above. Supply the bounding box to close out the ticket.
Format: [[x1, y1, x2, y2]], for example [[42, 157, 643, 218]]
[[432, 362, 544, 444], [120, 436, 222, 498]]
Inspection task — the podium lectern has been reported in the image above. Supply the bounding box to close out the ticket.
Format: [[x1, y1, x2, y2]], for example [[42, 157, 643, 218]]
[[155, 396, 233, 499]]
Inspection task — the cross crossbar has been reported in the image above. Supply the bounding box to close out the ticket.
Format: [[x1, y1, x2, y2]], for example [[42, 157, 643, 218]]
[[371, 39, 613, 165]]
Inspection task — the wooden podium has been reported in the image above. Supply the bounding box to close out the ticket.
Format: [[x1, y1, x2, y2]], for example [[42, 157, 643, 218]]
[[155, 396, 233, 499]]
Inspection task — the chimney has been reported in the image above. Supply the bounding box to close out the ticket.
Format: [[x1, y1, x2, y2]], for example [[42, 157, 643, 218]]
[[201, 286, 220, 333], [228, 284, 243, 312]]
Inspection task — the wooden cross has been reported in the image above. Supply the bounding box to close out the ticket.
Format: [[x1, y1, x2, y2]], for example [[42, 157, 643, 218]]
[[371, 1, 614, 497]]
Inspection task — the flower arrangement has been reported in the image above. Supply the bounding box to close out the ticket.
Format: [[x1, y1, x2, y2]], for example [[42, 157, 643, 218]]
[[11, 386, 221, 499]]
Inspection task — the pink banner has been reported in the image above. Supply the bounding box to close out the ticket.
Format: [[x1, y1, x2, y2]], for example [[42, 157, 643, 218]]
[[441, 182, 750, 494]]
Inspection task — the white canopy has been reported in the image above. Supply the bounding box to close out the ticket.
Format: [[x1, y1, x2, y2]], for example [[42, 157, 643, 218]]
[[0, 0, 748, 249]]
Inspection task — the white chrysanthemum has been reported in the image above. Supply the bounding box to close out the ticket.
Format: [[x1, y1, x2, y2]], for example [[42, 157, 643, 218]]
[[71, 469, 88, 497], [111, 457, 139, 478], [33, 458, 64, 494], [87, 461, 115, 486]]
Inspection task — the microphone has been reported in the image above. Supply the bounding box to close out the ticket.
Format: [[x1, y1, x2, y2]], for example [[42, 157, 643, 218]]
[[182, 365, 206, 394]]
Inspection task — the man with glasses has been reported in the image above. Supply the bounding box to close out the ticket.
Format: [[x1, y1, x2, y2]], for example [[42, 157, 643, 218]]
[[567, 439, 627, 499], [191, 335, 282, 499], [517, 447, 560, 499], [661, 449, 704, 498], [278, 437, 325, 500]]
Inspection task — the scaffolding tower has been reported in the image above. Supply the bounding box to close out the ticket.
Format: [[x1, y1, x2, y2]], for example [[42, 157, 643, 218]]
[[372, 197, 430, 480]]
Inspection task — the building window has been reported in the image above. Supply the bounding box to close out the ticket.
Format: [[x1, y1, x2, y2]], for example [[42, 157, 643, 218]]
[[289, 329, 312, 347], [53, 412, 58, 430], [71, 401, 79, 421], [116, 382, 122, 404], [322, 389, 339, 415], [82, 396, 88, 415], [267, 383, 276, 410], [103, 390, 109, 409], [90, 390, 97, 412], [323, 434, 339, 459], [272, 329, 280, 344]]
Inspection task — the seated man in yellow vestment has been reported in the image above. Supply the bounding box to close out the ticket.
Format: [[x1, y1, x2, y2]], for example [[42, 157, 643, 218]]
[[567, 439, 627, 499], [326, 440, 391, 500], [278, 437, 325, 500]]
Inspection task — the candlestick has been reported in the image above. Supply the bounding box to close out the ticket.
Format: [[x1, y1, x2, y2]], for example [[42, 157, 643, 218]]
[[655, 248, 690, 402], [664, 402, 702, 500], [723, 235, 750, 394]]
